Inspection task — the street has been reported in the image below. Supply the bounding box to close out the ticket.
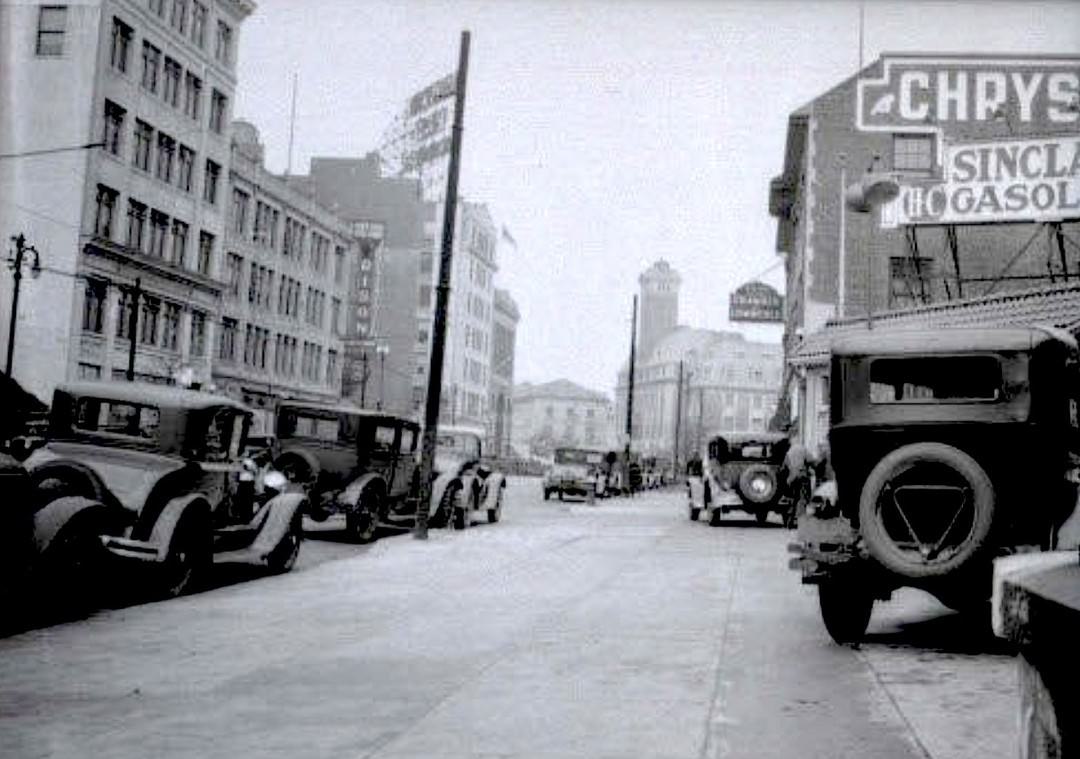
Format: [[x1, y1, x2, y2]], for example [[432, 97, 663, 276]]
[[1, 478, 1017, 759]]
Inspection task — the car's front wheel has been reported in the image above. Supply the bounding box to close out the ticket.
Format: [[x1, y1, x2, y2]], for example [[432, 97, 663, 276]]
[[346, 492, 380, 544], [158, 515, 209, 600]]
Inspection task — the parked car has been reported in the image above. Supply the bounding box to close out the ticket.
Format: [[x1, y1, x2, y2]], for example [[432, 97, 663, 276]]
[[431, 426, 506, 528], [543, 447, 605, 502], [23, 382, 305, 600], [273, 402, 420, 542], [790, 326, 1080, 644], [689, 432, 794, 526]]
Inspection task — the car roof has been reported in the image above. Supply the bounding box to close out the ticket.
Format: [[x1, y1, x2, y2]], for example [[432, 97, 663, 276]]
[[277, 400, 418, 424], [831, 325, 1077, 357], [57, 381, 250, 412]]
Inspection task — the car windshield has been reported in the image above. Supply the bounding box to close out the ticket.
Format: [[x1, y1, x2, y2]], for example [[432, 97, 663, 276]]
[[554, 449, 603, 465], [74, 398, 160, 440], [437, 432, 480, 458]]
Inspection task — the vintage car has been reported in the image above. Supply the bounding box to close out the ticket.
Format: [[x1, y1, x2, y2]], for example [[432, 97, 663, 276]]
[[789, 326, 1080, 644], [273, 402, 420, 542], [543, 447, 605, 502], [430, 426, 506, 528], [689, 432, 794, 526], [23, 382, 305, 600]]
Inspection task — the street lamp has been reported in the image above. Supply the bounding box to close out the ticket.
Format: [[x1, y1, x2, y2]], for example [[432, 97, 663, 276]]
[[6, 234, 42, 377], [376, 341, 389, 410]]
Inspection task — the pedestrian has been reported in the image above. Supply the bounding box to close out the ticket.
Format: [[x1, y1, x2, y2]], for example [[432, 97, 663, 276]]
[[781, 422, 810, 528]]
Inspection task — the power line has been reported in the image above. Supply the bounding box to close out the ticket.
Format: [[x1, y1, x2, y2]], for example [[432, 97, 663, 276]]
[[0, 141, 105, 160]]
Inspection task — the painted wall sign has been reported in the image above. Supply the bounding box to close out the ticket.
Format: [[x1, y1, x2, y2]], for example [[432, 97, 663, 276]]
[[729, 282, 785, 323], [882, 136, 1080, 226], [858, 55, 1080, 133]]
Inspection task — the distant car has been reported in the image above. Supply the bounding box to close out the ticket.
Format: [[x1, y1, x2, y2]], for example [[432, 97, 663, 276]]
[[543, 447, 604, 502], [431, 426, 506, 528], [790, 326, 1080, 644], [23, 382, 305, 600], [691, 432, 793, 526], [273, 402, 421, 542]]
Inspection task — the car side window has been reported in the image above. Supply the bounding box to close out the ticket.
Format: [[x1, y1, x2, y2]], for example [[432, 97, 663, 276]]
[[869, 356, 1002, 403], [75, 399, 159, 439], [400, 427, 415, 454], [374, 425, 397, 451], [203, 408, 235, 462]]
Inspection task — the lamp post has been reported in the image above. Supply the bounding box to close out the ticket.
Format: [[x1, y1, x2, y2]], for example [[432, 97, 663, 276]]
[[6, 234, 42, 377], [376, 341, 389, 410]]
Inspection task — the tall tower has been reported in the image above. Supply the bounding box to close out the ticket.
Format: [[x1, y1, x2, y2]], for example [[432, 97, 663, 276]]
[[638, 260, 681, 360]]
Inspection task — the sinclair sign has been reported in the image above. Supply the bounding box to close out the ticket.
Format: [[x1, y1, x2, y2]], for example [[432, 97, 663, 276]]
[[858, 55, 1079, 135]]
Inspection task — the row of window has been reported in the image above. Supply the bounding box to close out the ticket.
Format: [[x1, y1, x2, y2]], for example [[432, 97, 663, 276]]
[[145, 0, 231, 66], [228, 189, 347, 282], [218, 319, 338, 387], [81, 279, 208, 358], [222, 251, 342, 334], [93, 184, 215, 275]]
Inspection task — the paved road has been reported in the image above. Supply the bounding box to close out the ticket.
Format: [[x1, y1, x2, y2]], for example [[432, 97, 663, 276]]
[[0, 479, 1017, 759]]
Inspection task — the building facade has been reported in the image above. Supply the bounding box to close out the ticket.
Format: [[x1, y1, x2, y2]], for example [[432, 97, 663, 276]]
[[0, 0, 253, 402], [512, 380, 617, 458], [770, 53, 1080, 451], [489, 287, 520, 457], [214, 120, 352, 432], [614, 261, 784, 461]]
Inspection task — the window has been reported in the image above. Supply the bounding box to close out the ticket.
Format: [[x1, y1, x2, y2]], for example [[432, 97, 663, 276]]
[[231, 188, 248, 235], [215, 20, 232, 64], [149, 0, 165, 16], [102, 100, 125, 156], [893, 134, 934, 173], [177, 145, 194, 191], [209, 89, 227, 134], [334, 246, 345, 282], [78, 363, 102, 380], [331, 297, 341, 334], [203, 159, 220, 204], [140, 41, 161, 93], [126, 199, 147, 252], [155, 132, 175, 182], [139, 296, 160, 345], [184, 72, 201, 120], [36, 6, 66, 57], [190, 1, 207, 47], [116, 289, 134, 339], [247, 261, 259, 303], [148, 210, 169, 258], [171, 219, 188, 265], [170, 0, 187, 33], [419, 284, 432, 307], [162, 57, 181, 107], [94, 184, 118, 238], [132, 119, 153, 171], [218, 317, 237, 360], [420, 251, 433, 274], [82, 279, 107, 334], [161, 302, 181, 351], [869, 356, 1002, 403], [226, 253, 243, 297], [418, 327, 428, 344], [197, 231, 214, 275], [327, 350, 338, 386], [110, 17, 132, 72], [187, 310, 206, 355]]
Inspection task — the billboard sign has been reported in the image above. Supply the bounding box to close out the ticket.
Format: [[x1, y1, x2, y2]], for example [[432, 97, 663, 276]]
[[349, 221, 385, 339], [857, 55, 1079, 135], [882, 136, 1080, 226], [729, 282, 784, 323], [398, 73, 455, 178]]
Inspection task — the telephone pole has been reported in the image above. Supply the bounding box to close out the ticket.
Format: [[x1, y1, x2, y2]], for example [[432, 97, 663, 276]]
[[5, 234, 41, 377], [415, 30, 471, 540], [624, 295, 638, 485], [673, 360, 684, 472], [125, 278, 142, 381]]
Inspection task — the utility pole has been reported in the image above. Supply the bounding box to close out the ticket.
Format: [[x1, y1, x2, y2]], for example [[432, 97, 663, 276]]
[[415, 30, 471, 540], [624, 295, 638, 486], [359, 350, 369, 407], [125, 277, 142, 381], [673, 360, 684, 473], [696, 386, 705, 453], [5, 234, 41, 377]]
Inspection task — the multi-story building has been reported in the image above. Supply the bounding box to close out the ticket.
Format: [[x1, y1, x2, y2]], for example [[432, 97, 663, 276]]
[[512, 380, 617, 458], [770, 53, 1080, 450], [298, 154, 430, 417], [0, 0, 253, 402], [213, 120, 352, 431], [614, 261, 783, 461], [489, 287, 519, 457]]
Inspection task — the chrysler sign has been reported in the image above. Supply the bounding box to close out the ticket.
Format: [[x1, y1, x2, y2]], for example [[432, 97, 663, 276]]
[[883, 137, 1080, 226]]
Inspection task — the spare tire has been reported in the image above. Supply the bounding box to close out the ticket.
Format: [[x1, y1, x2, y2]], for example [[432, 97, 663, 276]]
[[736, 464, 779, 505], [858, 442, 995, 580]]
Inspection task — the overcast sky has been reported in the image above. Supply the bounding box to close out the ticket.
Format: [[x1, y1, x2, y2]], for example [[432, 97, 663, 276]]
[[235, 0, 1080, 395]]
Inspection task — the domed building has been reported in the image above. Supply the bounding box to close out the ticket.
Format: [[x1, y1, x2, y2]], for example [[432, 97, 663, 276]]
[[615, 262, 784, 462]]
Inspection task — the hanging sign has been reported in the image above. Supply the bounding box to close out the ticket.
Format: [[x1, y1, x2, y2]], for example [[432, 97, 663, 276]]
[[729, 282, 784, 323]]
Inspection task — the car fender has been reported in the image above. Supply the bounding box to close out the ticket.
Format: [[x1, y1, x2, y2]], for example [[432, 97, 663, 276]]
[[481, 472, 505, 510], [275, 447, 322, 481], [147, 493, 212, 560], [430, 472, 459, 516], [340, 472, 385, 508], [32, 496, 116, 555], [249, 492, 306, 557]]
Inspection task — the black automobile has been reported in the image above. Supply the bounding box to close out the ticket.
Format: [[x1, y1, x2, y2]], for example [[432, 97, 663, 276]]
[[691, 432, 793, 526], [24, 382, 305, 600], [790, 326, 1080, 644]]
